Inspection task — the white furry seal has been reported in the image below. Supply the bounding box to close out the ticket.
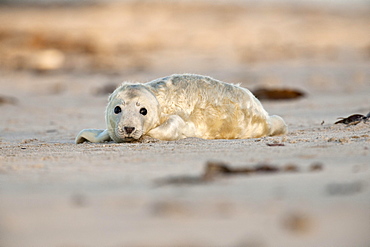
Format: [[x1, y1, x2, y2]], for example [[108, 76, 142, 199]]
[[75, 74, 287, 143]]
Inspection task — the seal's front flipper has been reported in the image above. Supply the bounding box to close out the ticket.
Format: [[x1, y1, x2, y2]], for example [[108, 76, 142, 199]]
[[147, 115, 195, 141], [75, 129, 111, 144]]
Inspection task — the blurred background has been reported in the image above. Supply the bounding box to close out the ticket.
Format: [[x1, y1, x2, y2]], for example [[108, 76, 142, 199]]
[[0, 0, 369, 90]]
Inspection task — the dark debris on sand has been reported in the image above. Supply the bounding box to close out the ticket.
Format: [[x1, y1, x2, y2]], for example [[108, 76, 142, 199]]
[[335, 112, 370, 125], [156, 161, 323, 186]]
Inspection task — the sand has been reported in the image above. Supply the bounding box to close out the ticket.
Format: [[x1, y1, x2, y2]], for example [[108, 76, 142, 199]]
[[0, 1, 369, 247]]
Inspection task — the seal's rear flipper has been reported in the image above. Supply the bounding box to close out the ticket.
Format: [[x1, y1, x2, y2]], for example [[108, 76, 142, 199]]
[[75, 129, 111, 144], [268, 115, 287, 136]]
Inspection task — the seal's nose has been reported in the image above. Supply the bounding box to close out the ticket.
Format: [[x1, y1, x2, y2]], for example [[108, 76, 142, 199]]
[[124, 127, 135, 134]]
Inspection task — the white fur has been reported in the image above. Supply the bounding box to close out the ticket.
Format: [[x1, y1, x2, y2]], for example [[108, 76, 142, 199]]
[[75, 74, 287, 143]]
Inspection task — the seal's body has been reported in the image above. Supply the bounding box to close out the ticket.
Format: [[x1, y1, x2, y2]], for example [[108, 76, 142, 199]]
[[76, 74, 287, 143]]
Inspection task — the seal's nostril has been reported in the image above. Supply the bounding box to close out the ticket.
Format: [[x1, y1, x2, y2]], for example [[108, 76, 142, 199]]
[[124, 127, 135, 134]]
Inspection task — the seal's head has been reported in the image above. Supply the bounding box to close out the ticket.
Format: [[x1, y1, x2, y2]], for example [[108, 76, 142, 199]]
[[106, 83, 160, 142]]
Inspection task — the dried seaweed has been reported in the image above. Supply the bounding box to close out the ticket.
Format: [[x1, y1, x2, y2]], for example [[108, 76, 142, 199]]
[[0, 95, 18, 105], [252, 88, 305, 100], [309, 162, 323, 171], [266, 143, 285, 146], [156, 161, 318, 186], [334, 112, 370, 125]]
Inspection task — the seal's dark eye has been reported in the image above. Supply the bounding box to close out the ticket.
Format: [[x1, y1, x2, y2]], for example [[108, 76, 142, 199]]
[[114, 106, 121, 114], [140, 108, 147, 116]]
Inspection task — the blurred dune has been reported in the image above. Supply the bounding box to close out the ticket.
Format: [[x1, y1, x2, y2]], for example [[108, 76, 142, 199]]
[[0, 1, 369, 73]]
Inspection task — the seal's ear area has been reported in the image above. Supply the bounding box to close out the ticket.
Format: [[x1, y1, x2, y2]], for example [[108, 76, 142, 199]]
[[75, 129, 111, 144]]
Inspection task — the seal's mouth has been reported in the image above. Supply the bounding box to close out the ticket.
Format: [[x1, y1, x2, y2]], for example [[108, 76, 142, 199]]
[[115, 127, 142, 142], [123, 137, 135, 142]]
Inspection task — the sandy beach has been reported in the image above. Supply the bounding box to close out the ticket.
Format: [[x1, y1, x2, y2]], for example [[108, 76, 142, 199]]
[[0, 1, 369, 246]]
